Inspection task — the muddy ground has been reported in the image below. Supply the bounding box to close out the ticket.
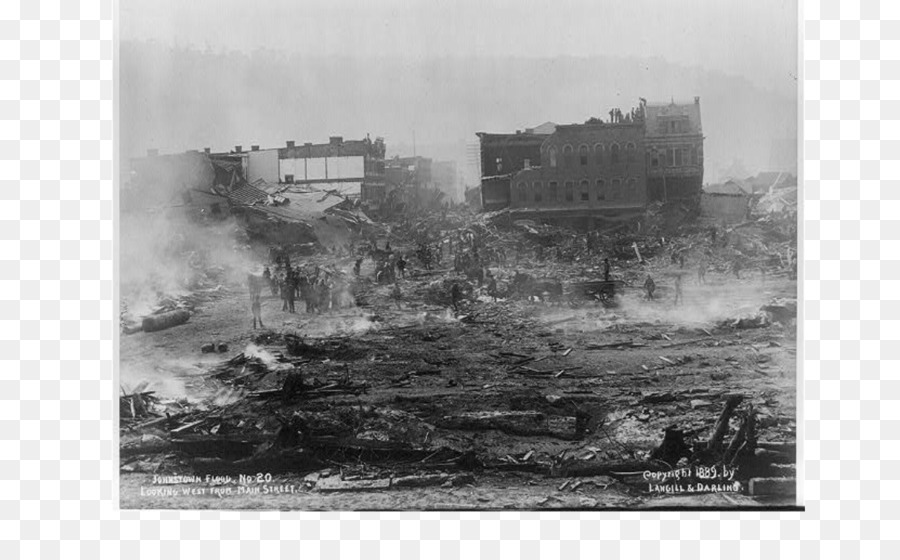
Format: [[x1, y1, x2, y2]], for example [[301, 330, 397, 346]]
[[119, 246, 797, 510]]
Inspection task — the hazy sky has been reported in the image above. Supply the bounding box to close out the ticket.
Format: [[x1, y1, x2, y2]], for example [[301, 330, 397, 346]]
[[119, 0, 798, 181], [120, 0, 797, 97]]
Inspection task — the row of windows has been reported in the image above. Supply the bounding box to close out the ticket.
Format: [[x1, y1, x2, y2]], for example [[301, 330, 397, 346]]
[[516, 179, 639, 203], [657, 117, 691, 135], [650, 145, 702, 168], [546, 142, 638, 168]]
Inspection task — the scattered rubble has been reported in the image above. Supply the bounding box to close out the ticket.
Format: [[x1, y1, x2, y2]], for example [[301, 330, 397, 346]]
[[121, 194, 797, 509]]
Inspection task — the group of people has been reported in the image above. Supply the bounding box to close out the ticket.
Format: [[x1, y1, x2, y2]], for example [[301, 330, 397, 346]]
[[263, 264, 350, 316], [369, 246, 408, 284], [248, 247, 360, 328]]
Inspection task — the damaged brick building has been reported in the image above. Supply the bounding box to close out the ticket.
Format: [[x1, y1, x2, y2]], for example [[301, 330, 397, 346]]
[[476, 122, 557, 211], [477, 98, 704, 227], [237, 136, 387, 208]]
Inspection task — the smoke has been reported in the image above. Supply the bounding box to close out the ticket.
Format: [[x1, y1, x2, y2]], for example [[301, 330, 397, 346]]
[[120, 208, 258, 322], [532, 276, 784, 332], [243, 343, 279, 365], [613, 277, 776, 326]]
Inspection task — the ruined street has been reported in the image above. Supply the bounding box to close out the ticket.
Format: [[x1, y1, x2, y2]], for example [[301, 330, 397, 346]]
[[119, 212, 797, 510]]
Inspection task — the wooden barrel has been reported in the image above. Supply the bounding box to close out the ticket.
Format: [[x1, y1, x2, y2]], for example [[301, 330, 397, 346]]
[[141, 309, 191, 332]]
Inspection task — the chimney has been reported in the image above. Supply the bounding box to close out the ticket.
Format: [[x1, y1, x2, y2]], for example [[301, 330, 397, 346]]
[[251, 145, 260, 151], [515, 130, 521, 134], [329, 136, 343, 145], [147, 148, 158, 157], [694, 96, 700, 105], [203, 147, 210, 154], [234, 145, 242, 153], [524, 159, 531, 169], [286, 141, 295, 148]]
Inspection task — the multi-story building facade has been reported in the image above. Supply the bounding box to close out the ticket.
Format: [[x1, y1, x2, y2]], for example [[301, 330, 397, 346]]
[[494, 97, 703, 226], [509, 121, 647, 227], [644, 98, 704, 202]]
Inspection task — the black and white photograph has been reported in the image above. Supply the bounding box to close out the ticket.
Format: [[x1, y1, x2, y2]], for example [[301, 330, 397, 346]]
[[117, 0, 800, 510]]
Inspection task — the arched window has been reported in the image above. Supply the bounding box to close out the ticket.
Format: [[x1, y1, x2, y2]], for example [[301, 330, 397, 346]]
[[548, 181, 558, 202], [594, 144, 604, 166], [596, 179, 606, 201], [563, 145, 574, 167], [611, 178, 622, 200], [533, 181, 543, 202], [548, 146, 558, 168], [579, 145, 589, 166], [517, 182, 528, 203], [625, 142, 636, 163], [650, 148, 660, 168], [565, 181, 574, 202], [610, 143, 620, 165], [580, 180, 590, 201]]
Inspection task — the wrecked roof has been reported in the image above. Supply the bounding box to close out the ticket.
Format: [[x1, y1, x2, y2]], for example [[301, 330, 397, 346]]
[[226, 183, 269, 206], [704, 180, 751, 196], [746, 172, 797, 192]]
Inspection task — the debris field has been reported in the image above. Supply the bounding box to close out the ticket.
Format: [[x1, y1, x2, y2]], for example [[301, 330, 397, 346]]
[[120, 207, 797, 510]]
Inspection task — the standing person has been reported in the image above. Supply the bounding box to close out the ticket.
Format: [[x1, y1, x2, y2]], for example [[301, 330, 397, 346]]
[[733, 258, 742, 280], [487, 272, 498, 302], [397, 254, 407, 278], [298, 274, 310, 313], [353, 257, 363, 277], [247, 273, 263, 301], [280, 275, 290, 312], [644, 275, 656, 300], [603, 258, 611, 282], [262, 266, 272, 294], [673, 274, 684, 306], [267, 267, 278, 296], [450, 282, 462, 314], [251, 294, 265, 329], [286, 273, 297, 313], [318, 279, 330, 314]]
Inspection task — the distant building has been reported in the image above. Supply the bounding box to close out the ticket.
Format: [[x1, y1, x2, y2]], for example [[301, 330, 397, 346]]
[[644, 97, 704, 203], [509, 119, 647, 228], [235, 136, 386, 206], [700, 179, 752, 223], [432, 160, 460, 201], [385, 156, 433, 191], [476, 125, 556, 211], [478, 97, 705, 225]]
